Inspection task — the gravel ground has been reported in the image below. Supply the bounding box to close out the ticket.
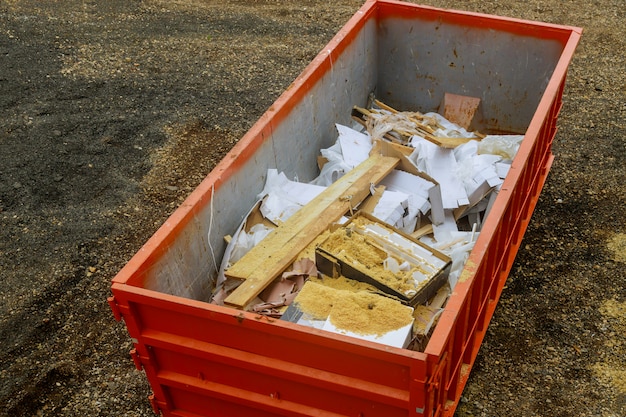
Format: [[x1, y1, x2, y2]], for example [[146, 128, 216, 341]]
[[0, 1, 624, 416]]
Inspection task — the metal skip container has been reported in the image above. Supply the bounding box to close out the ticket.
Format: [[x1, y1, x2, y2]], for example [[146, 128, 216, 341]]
[[109, 1, 581, 416]]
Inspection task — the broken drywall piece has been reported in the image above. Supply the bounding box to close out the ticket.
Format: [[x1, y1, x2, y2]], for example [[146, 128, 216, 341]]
[[428, 183, 445, 226], [453, 139, 480, 162], [432, 210, 459, 243], [482, 186, 500, 223], [459, 197, 490, 229], [371, 189, 410, 230], [311, 142, 350, 186], [377, 169, 436, 233], [495, 161, 511, 178], [409, 138, 468, 210], [259, 169, 326, 224], [260, 194, 301, 224], [420, 231, 478, 289], [337, 123, 372, 168], [311, 124, 372, 186], [452, 141, 506, 220], [447, 239, 477, 289], [380, 169, 433, 215]]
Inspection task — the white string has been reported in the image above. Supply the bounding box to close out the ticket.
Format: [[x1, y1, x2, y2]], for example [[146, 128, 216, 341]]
[[207, 184, 218, 276]]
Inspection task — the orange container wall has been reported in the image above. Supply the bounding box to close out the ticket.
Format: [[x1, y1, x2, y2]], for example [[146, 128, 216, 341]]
[[109, 1, 581, 416]]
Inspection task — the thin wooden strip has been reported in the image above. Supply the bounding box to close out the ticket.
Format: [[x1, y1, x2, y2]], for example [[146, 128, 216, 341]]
[[373, 99, 399, 114], [411, 224, 433, 239]]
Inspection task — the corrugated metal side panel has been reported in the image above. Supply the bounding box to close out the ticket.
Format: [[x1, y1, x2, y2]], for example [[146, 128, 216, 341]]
[[425, 60, 578, 417], [111, 287, 427, 417]]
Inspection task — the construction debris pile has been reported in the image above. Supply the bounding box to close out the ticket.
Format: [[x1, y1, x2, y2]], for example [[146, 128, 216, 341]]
[[212, 96, 524, 350]]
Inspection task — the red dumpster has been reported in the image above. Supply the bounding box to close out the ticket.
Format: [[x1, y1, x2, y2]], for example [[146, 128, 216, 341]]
[[109, 1, 581, 415]]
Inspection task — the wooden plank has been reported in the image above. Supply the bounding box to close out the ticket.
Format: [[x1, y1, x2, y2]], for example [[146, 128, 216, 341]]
[[411, 224, 433, 239], [224, 153, 400, 309], [358, 185, 385, 215]]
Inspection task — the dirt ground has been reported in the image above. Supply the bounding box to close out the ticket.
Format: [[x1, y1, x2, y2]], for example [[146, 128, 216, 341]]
[[0, 0, 624, 416]]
